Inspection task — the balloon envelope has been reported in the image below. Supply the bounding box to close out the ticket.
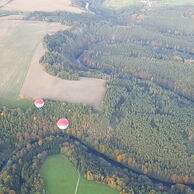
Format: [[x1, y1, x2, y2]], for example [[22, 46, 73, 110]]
[[34, 99, 44, 109], [57, 118, 69, 130]]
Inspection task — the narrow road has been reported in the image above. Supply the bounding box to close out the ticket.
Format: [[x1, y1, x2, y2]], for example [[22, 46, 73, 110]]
[[75, 170, 80, 194]]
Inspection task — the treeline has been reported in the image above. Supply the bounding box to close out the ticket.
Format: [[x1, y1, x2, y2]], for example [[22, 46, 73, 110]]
[[25, 10, 104, 26]]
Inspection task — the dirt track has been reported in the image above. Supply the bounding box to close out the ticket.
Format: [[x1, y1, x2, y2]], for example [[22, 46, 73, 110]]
[[20, 43, 107, 109]]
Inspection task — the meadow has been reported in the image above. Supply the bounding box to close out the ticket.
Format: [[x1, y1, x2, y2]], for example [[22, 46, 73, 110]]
[[40, 154, 118, 194]]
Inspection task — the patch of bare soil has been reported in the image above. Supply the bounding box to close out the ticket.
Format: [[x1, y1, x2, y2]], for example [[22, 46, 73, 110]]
[[20, 43, 107, 109]]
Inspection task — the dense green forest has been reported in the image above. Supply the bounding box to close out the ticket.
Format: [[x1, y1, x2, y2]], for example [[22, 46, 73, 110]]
[[1, 73, 194, 191], [26, 1, 194, 185], [1, 129, 193, 193], [1, 0, 194, 193], [39, 19, 194, 100]]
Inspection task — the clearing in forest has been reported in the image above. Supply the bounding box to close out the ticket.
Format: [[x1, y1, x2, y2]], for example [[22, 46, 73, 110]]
[[40, 154, 118, 194]]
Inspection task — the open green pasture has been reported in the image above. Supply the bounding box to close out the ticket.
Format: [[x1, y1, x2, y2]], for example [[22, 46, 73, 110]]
[[40, 154, 118, 194]]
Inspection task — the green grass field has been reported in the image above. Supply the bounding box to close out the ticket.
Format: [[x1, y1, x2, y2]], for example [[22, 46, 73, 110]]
[[40, 154, 118, 194], [103, 0, 194, 9], [0, 21, 51, 105]]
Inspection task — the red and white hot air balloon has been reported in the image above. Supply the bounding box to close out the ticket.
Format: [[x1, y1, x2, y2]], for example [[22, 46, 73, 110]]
[[57, 118, 69, 130], [34, 99, 45, 109]]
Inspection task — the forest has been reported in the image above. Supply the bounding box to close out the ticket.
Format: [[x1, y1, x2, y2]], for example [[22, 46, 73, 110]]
[[1, 127, 193, 193], [1, 72, 194, 193], [1, 0, 194, 193], [39, 18, 194, 100]]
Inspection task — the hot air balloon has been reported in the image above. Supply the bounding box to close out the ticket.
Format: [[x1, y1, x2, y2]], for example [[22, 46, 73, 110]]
[[57, 118, 69, 130], [34, 99, 45, 109]]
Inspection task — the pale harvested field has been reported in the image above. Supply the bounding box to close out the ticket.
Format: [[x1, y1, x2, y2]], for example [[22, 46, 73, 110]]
[[20, 43, 107, 109], [0, 20, 68, 100], [2, 0, 84, 13]]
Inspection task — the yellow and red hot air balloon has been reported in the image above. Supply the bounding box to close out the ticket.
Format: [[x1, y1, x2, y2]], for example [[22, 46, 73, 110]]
[[57, 118, 69, 130], [34, 99, 45, 109]]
